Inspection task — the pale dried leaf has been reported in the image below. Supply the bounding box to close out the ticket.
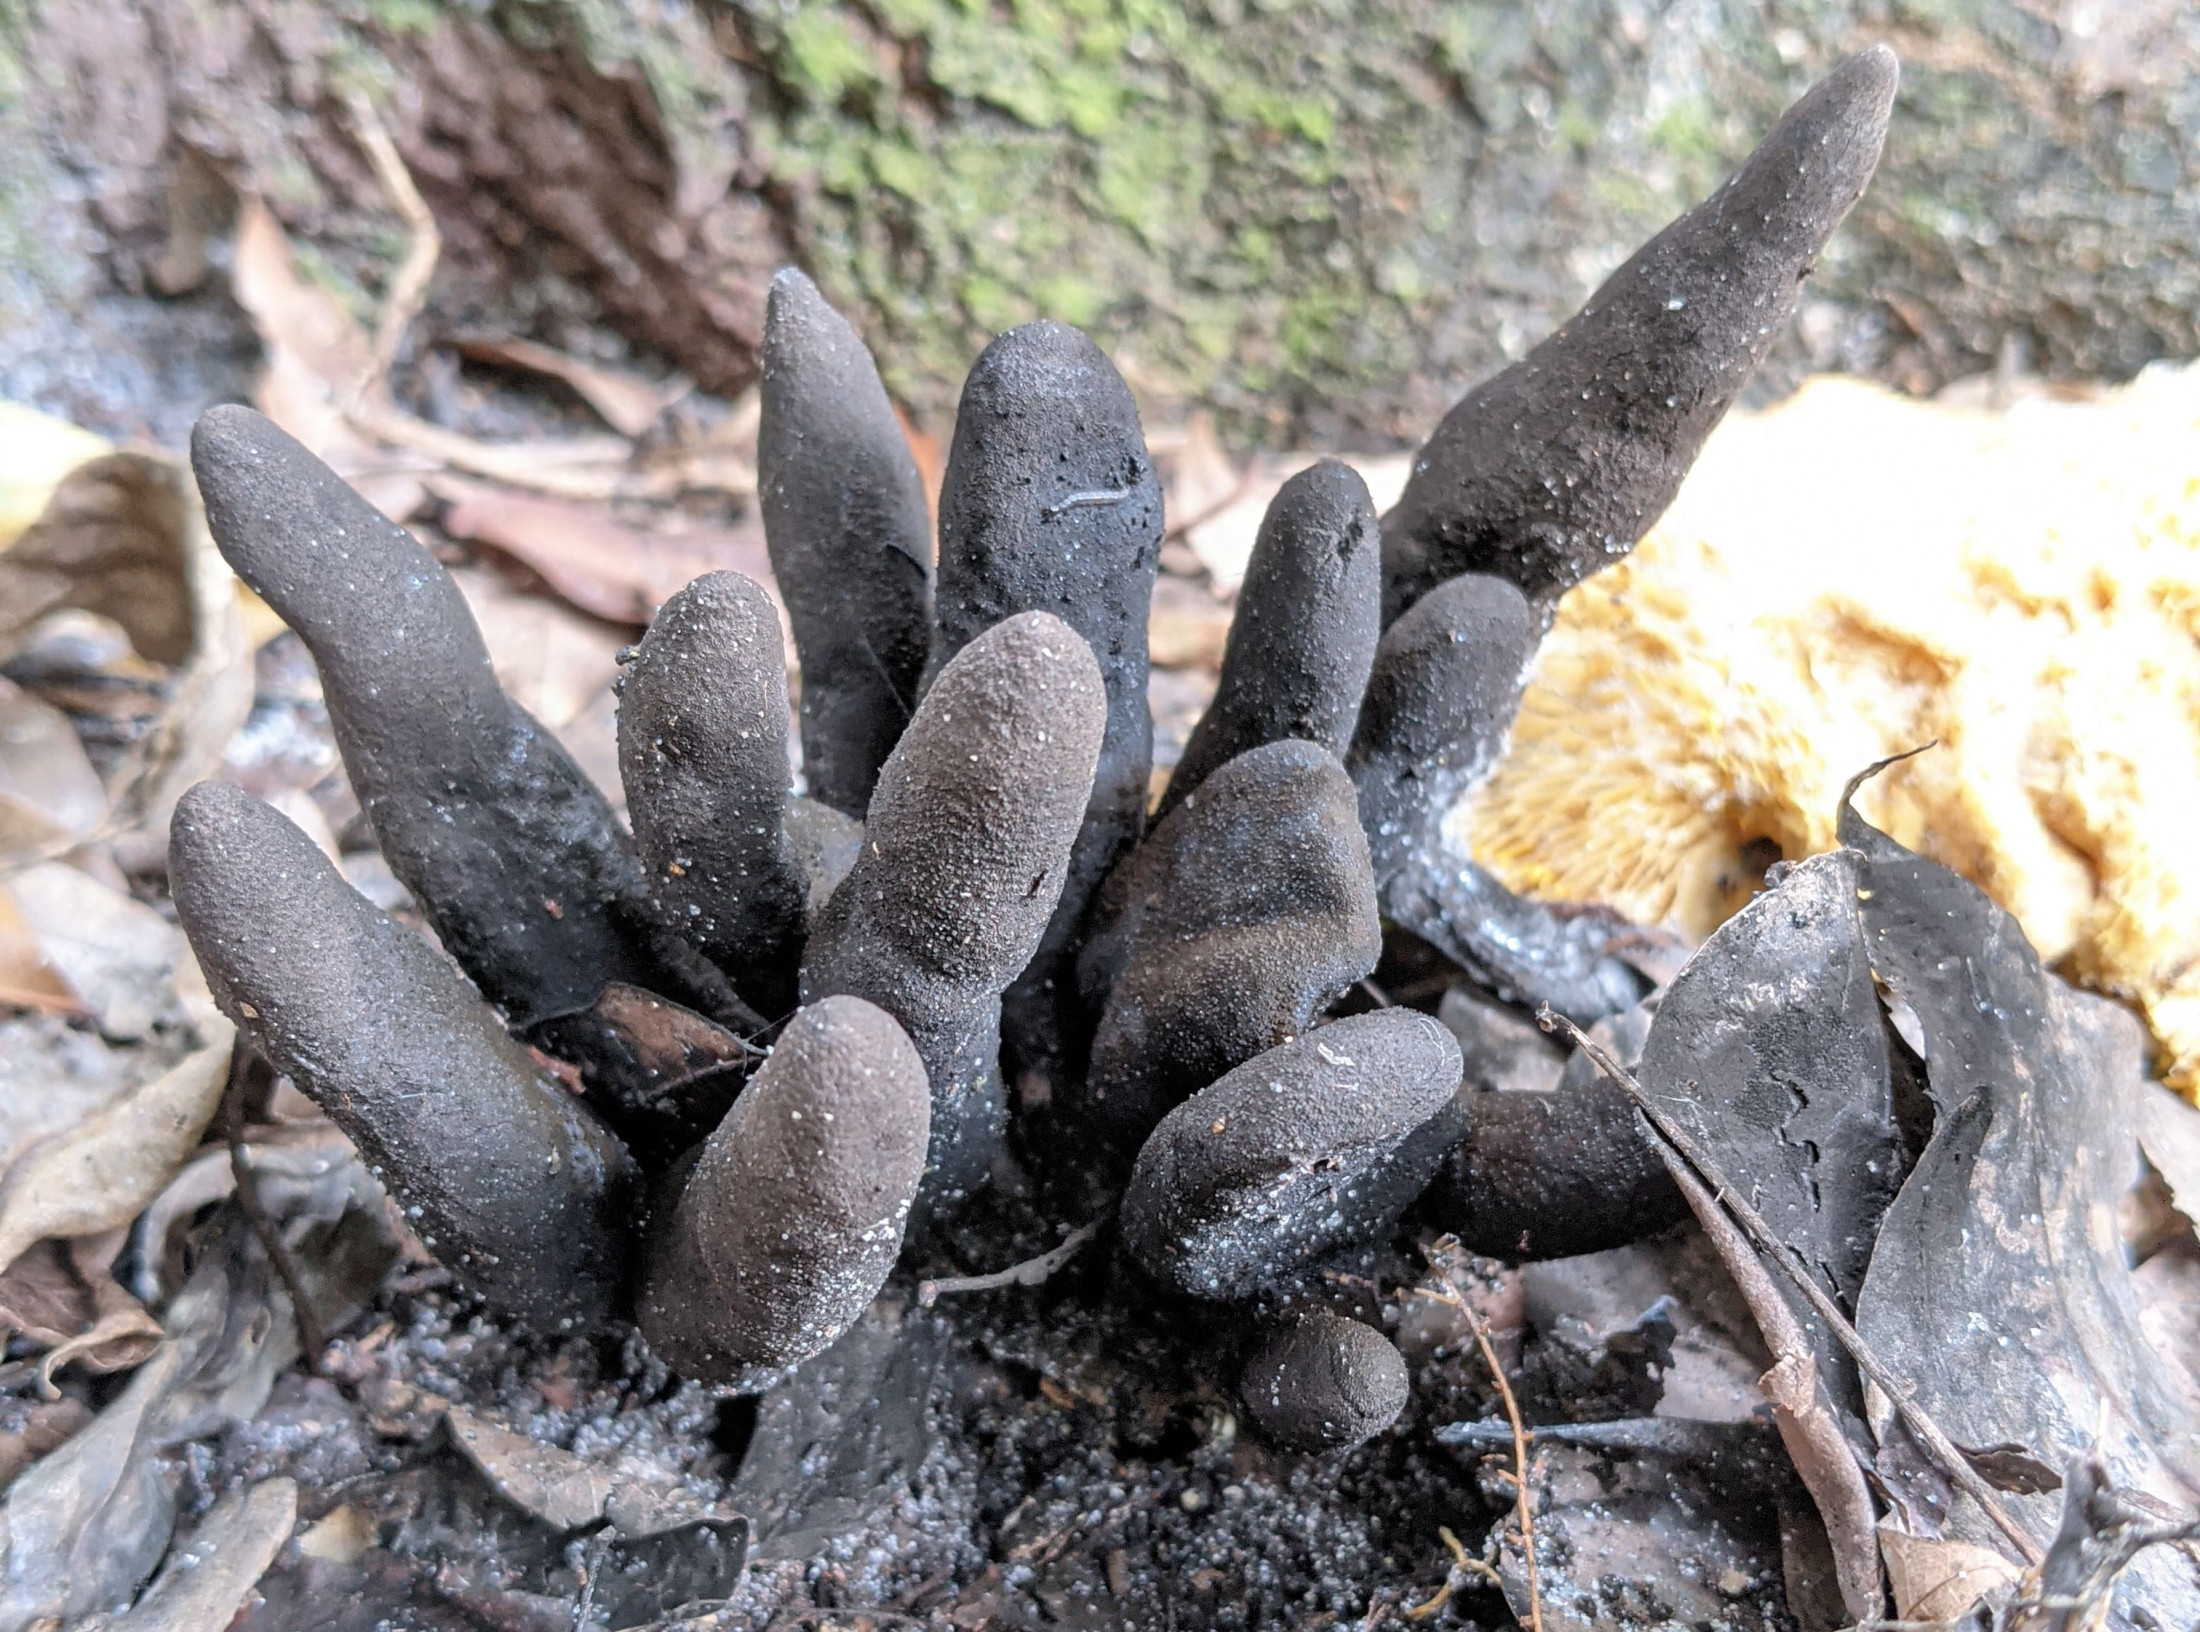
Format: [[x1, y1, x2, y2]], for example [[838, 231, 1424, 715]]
[[0, 679, 107, 859], [0, 451, 254, 848], [0, 887, 82, 1017], [451, 332, 685, 439], [443, 1405, 618, 1533], [2138, 1082, 2200, 1231], [0, 405, 110, 548], [75, 1476, 298, 1632], [0, 1016, 233, 1275], [1878, 1522, 2024, 1621], [0, 1230, 161, 1385], [3, 864, 180, 1041], [0, 1226, 295, 1632], [431, 475, 773, 626]]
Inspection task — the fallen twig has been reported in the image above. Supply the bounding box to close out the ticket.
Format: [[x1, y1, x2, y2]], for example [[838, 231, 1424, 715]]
[[917, 1219, 1104, 1307], [220, 1067, 327, 1369], [1403, 1525, 1502, 1621], [343, 87, 441, 404], [1414, 1250, 1543, 1632], [1541, 1006, 2048, 1568]]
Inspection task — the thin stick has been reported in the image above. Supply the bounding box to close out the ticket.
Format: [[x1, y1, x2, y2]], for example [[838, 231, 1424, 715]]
[[343, 87, 441, 400], [1415, 1259, 1543, 1632], [917, 1219, 1104, 1308], [1540, 1006, 2047, 1568], [221, 1069, 328, 1369]]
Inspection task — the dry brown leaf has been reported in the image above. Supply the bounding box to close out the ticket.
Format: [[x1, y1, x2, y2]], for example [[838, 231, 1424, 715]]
[[0, 1011, 234, 1276], [226, 195, 421, 518], [2, 863, 181, 1041], [0, 450, 254, 852], [0, 1229, 162, 1388], [432, 474, 773, 626], [0, 680, 106, 860], [1879, 1521, 2025, 1621], [74, 1476, 298, 1632], [444, 1405, 618, 1533], [0, 1396, 91, 1493], [451, 332, 686, 439]]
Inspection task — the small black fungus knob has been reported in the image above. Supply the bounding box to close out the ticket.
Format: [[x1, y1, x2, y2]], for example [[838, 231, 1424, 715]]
[[1241, 1309, 1409, 1453]]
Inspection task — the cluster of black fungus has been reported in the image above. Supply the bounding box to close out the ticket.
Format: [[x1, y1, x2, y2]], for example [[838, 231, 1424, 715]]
[[169, 48, 1897, 1454]]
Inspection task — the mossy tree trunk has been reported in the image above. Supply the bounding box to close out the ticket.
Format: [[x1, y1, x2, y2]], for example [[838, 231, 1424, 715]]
[[4, 0, 2195, 445]]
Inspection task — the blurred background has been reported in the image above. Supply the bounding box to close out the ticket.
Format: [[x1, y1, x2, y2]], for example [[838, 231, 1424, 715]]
[[3, 0, 2196, 449]]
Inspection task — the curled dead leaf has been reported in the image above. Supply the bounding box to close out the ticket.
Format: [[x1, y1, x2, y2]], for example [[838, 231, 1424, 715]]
[[450, 332, 686, 440], [0, 1011, 233, 1278], [72, 1476, 299, 1632], [0, 449, 253, 860], [1878, 1521, 2024, 1622], [431, 474, 773, 626]]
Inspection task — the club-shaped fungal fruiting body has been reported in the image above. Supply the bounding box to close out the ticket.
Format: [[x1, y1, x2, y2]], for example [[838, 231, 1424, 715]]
[[167, 48, 1896, 1434]]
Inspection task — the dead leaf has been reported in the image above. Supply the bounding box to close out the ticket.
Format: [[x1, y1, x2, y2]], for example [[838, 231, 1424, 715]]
[[0, 1011, 233, 1276], [431, 474, 772, 626], [444, 1405, 619, 1533], [0, 1229, 162, 1388], [0, 450, 254, 850], [443, 1403, 716, 1543], [0, 1396, 91, 1493], [2137, 1082, 2200, 1230], [1844, 797, 2200, 1622], [2, 862, 182, 1040], [1633, 849, 1901, 1621], [0, 886, 82, 1017], [0, 405, 110, 548], [1878, 1522, 2024, 1622], [0, 679, 107, 858], [0, 1217, 298, 1631], [73, 1476, 298, 1632], [451, 332, 686, 439]]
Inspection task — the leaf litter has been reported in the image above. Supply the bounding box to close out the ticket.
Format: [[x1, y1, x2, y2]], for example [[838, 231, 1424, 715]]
[[0, 76, 2197, 1632]]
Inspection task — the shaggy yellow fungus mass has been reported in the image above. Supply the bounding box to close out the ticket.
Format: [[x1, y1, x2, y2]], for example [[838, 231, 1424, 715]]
[[1462, 365, 2200, 1095]]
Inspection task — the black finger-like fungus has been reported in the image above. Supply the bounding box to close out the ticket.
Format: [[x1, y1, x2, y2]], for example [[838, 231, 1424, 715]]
[[1380, 46, 1898, 618], [1156, 461, 1381, 821], [1073, 739, 1381, 1170], [1240, 1309, 1411, 1453], [618, 570, 808, 1020], [1123, 1010, 1464, 1299], [1349, 572, 1532, 877], [161, 46, 1925, 1578], [1350, 573, 1649, 1021], [169, 780, 637, 1331], [1424, 1078, 1688, 1261], [803, 611, 1107, 1209], [759, 268, 934, 819], [928, 321, 1164, 1085], [637, 995, 929, 1392], [189, 405, 674, 1032]]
